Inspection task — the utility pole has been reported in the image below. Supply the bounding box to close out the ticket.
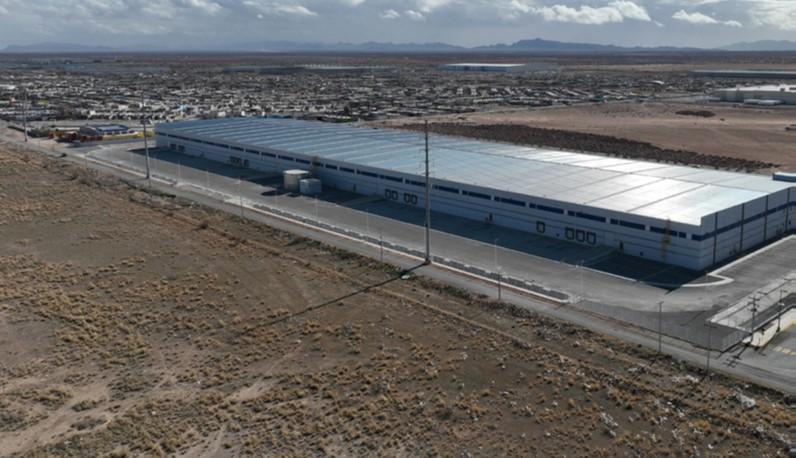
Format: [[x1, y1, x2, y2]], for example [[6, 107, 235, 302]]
[[494, 238, 501, 300], [141, 92, 151, 182], [21, 88, 28, 143], [777, 286, 787, 332], [424, 120, 431, 265], [497, 269, 502, 301], [706, 321, 712, 377], [658, 301, 664, 354], [493, 238, 499, 271], [238, 177, 244, 218], [379, 229, 384, 263], [750, 295, 758, 346]]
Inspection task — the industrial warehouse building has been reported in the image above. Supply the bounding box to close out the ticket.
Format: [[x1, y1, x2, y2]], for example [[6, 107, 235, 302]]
[[155, 118, 795, 271], [78, 123, 133, 137], [713, 85, 796, 105]]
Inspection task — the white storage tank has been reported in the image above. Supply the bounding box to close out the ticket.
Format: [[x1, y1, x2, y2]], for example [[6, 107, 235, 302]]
[[299, 178, 322, 196], [284, 169, 310, 192]]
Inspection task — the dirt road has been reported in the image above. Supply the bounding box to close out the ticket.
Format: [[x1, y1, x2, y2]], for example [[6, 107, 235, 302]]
[[0, 144, 792, 455]]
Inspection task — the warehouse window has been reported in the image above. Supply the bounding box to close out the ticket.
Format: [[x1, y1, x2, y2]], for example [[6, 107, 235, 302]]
[[231, 146, 244, 152], [497, 197, 525, 207], [536, 221, 546, 234], [380, 174, 403, 183], [575, 212, 607, 223], [619, 220, 645, 231], [537, 204, 564, 215], [565, 228, 575, 240], [650, 226, 679, 236], [407, 180, 426, 187], [295, 159, 311, 164], [610, 218, 619, 225], [340, 167, 355, 173], [586, 232, 596, 245], [433, 185, 459, 194], [262, 152, 276, 158], [278, 155, 294, 162], [325, 164, 338, 170], [576, 230, 586, 242], [463, 190, 491, 200], [357, 170, 378, 178]]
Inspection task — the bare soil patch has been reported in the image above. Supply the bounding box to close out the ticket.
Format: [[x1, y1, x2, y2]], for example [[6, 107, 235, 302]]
[[399, 122, 775, 172], [378, 102, 796, 173], [0, 145, 792, 455]]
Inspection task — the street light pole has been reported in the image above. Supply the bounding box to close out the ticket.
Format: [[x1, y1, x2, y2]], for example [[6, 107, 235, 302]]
[[238, 178, 243, 218], [22, 89, 28, 143], [424, 120, 431, 265], [777, 287, 786, 332], [141, 92, 151, 182], [750, 295, 758, 346], [706, 322, 712, 377], [493, 238, 498, 270], [658, 301, 664, 354]]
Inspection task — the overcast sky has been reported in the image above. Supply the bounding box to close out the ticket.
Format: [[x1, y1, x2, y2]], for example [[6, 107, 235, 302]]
[[0, 0, 793, 49]]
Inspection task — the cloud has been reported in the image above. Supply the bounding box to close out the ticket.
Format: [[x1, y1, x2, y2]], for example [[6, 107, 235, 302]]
[[746, 0, 796, 31], [417, 0, 454, 14], [379, 9, 401, 19], [672, 9, 742, 26], [182, 0, 221, 15], [243, 1, 317, 17], [404, 9, 425, 20], [534, 1, 651, 25]]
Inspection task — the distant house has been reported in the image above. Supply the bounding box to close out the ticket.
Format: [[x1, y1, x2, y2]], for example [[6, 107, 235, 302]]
[[78, 123, 132, 137]]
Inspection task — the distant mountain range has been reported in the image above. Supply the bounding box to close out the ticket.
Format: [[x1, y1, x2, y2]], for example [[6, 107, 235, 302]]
[[718, 40, 796, 51], [2, 38, 795, 54], [1, 42, 116, 53]]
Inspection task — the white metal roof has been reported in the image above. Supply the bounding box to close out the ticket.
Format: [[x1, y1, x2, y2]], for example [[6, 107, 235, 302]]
[[156, 117, 793, 226]]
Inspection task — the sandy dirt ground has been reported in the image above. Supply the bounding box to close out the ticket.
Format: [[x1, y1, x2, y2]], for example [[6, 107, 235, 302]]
[[0, 144, 793, 456], [385, 102, 796, 173]]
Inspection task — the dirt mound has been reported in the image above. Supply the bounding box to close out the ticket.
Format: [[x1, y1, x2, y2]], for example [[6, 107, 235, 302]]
[[402, 122, 776, 172], [675, 110, 716, 118]]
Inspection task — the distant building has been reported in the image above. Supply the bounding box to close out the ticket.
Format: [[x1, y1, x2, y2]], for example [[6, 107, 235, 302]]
[[713, 85, 796, 105], [692, 70, 796, 80], [78, 123, 132, 137], [439, 63, 557, 73], [223, 65, 391, 75]]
